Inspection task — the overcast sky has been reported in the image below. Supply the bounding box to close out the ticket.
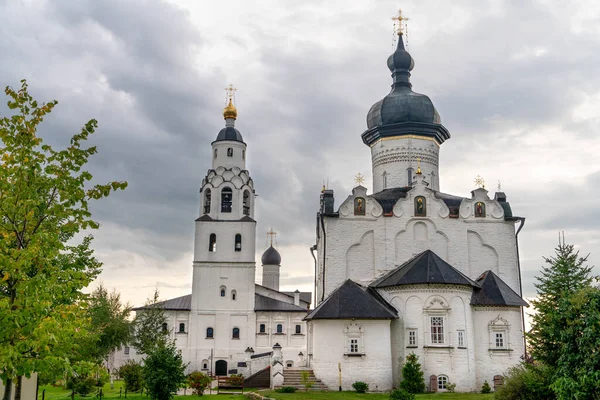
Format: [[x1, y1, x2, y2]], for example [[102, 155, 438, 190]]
[[0, 0, 598, 311]]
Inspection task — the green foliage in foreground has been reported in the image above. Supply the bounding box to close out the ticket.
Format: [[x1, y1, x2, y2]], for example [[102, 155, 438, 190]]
[[142, 340, 187, 400], [400, 353, 425, 394], [0, 79, 126, 397], [264, 391, 494, 399]]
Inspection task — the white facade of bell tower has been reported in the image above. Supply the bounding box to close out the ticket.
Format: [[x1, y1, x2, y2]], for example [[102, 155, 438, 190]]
[[187, 97, 257, 372]]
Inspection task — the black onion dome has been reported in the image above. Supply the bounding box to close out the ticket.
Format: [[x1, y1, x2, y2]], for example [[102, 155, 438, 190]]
[[366, 36, 441, 129], [261, 246, 281, 265], [215, 127, 244, 142]]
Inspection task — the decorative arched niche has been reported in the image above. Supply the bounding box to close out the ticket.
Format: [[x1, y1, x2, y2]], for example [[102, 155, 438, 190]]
[[475, 202, 486, 217], [354, 197, 366, 216], [415, 196, 426, 217]]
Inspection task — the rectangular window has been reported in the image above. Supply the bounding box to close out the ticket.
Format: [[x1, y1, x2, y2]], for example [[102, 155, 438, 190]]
[[349, 338, 359, 353], [124, 346, 130, 355], [259, 324, 265, 333], [457, 330, 465, 347], [495, 332, 504, 348], [430, 316, 444, 344], [295, 324, 301, 334], [408, 329, 417, 346]]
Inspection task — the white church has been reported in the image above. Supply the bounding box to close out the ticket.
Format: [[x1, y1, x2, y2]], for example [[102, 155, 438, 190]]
[[117, 22, 528, 393]]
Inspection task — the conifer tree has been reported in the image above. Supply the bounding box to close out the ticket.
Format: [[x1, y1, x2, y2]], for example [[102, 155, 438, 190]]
[[399, 353, 425, 394], [527, 236, 594, 366]]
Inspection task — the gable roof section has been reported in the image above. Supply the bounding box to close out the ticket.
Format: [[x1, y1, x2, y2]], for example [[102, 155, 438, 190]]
[[305, 279, 397, 320], [133, 294, 191, 311], [471, 271, 528, 307], [254, 294, 307, 312], [371, 250, 480, 288]]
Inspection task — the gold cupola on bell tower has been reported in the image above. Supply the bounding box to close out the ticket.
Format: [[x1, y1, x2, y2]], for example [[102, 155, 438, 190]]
[[223, 84, 238, 120]]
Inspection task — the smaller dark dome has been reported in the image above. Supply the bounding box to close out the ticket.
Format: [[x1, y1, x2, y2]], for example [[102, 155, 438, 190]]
[[261, 246, 281, 265], [215, 127, 244, 142]]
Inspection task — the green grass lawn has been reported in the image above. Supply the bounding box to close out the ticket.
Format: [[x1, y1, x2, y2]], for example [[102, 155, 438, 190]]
[[37, 381, 241, 400], [262, 392, 494, 400]]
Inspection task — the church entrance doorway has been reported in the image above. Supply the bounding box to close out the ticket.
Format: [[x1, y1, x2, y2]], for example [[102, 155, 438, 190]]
[[215, 360, 228, 376]]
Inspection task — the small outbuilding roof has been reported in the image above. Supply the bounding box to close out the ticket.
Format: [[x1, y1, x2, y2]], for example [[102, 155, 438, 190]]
[[133, 294, 191, 311], [254, 293, 307, 312], [370, 250, 480, 288], [304, 279, 397, 321], [471, 271, 528, 307]]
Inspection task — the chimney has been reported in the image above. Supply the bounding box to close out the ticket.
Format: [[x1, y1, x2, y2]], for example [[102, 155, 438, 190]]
[[293, 290, 300, 306], [320, 189, 335, 214]]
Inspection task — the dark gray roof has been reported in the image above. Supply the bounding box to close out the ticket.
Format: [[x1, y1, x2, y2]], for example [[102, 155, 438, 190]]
[[282, 291, 312, 304], [371, 187, 409, 214], [134, 294, 191, 311], [305, 280, 397, 320], [371, 250, 480, 288], [254, 294, 307, 312], [362, 36, 450, 146], [214, 127, 244, 142], [471, 271, 528, 307], [251, 351, 272, 359], [261, 246, 281, 265]]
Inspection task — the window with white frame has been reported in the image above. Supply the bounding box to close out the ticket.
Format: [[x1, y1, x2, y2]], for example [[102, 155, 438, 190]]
[[124, 346, 130, 355], [457, 330, 465, 347], [438, 375, 448, 390], [349, 338, 360, 353], [430, 316, 444, 344], [495, 332, 504, 348], [424, 297, 450, 346], [488, 315, 510, 351], [407, 329, 417, 347], [344, 323, 364, 355]]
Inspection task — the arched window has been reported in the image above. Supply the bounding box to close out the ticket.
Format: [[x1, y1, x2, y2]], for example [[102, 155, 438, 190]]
[[221, 187, 232, 213], [232, 327, 240, 339], [231, 290, 237, 301], [179, 323, 185, 333], [220, 286, 226, 297], [259, 324, 266, 333], [243, 190, 250, 215], [415, 196, 426, 217], [242, 150, 245, 160], [407, 168, 414, 185], [430, 172, 436, 188], [227, 148, 233, 157], [438, 375, 448, 390], [382, 171, 388, 189], [202, 360, 209, 370], [209, 233, 217, 252], [354, 197, 366, 216], [276, 324, 283, 334], [204, 189, 211, 214], [161, 323, 168, 333], [214, 149, 217, 159], [206, 327, 214, 338], [235, 234, 242, 251], [475, 202, 486, 217]]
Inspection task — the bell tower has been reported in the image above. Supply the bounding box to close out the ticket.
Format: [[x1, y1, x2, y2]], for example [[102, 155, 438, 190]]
[[189, 87, 257, 369]]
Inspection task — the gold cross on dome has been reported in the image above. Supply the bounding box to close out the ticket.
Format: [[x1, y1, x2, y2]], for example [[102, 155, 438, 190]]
[[391, 9, 409, 36], [416, 157, 422, 175], [267, 229, 277, 247], [225, 84, 237, 103], [474, 175, 485, 189], [354, 173, 365, 186]]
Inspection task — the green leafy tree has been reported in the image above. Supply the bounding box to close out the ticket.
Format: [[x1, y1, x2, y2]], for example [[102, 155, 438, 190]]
[[551, 286, 600, 399], [187, 371, 212, 396], [399, 353, 425, 394], [495, 363, 555, 400], [131, 289, 168, 355], [87, 283, 132, 361], [142, 340, 187, 400], [119, 360, 144, 392], [0, 80, 127, 399], [527, 239, 593, 366]]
